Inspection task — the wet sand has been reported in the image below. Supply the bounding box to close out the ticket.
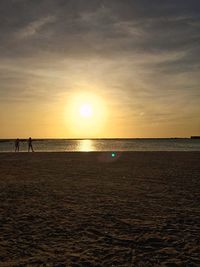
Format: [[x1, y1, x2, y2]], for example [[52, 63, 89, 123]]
[[0, 152, 200, 266]]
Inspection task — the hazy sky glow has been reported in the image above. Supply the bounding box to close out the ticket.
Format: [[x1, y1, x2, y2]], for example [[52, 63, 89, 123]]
[[0, 0, 200, 138]]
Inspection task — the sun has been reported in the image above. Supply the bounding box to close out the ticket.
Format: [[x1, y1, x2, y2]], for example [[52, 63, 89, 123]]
[[79, 103, 92, 118], [65, 92, 107, 137]]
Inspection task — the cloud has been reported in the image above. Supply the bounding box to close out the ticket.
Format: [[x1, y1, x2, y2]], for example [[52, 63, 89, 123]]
[[0, 1, 199, 59], [16, 15, 56, 39]]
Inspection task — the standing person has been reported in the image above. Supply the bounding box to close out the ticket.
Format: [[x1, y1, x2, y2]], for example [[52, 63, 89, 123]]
[[28, 137, 34, 152], [15, 138, 20, 152]]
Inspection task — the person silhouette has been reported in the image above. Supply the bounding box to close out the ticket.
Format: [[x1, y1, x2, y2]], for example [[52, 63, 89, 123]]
[[15, 138, 20, 152], [28, 137, 34, 152]]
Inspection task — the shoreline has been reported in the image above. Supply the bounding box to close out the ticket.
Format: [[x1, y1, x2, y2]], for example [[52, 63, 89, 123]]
[[1, 150, 200, 154]]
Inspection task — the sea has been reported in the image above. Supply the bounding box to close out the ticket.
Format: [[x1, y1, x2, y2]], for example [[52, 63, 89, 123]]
[[0, 138, 200, 152]]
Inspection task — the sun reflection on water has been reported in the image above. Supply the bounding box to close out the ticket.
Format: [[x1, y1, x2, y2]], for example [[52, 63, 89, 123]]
[[78, 139, 94, 152]]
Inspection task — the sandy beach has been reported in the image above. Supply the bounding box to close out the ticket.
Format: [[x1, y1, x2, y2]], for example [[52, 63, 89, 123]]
[[0, 152, 199, 267]]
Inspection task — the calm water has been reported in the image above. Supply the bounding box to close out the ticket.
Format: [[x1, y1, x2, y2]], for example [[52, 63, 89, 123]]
[[0, 139, 200, 152]]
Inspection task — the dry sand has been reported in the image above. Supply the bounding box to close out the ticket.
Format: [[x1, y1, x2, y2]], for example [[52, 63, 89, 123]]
[[0, 152, 200, 267]]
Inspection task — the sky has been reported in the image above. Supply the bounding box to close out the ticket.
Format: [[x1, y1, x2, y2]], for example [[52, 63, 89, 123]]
[[0, 0, 200, 138]]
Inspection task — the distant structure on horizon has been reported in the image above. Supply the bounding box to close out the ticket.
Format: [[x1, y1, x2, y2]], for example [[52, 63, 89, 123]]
[[191, 136, 200, 139]]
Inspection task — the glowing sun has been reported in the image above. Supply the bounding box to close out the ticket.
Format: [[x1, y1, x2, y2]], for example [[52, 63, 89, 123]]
[[65, 92, 107, 137], [79, 103, 92, 117]]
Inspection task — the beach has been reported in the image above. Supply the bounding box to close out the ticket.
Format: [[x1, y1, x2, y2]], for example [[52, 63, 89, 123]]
[[0, 152, 200, 266]]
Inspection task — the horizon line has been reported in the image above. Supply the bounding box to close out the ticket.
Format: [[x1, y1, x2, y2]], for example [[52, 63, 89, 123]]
[[1, 136, 199, 141]]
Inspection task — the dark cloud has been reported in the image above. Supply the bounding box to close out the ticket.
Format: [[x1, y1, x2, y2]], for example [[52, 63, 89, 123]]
[[0, 0, 199, 56]]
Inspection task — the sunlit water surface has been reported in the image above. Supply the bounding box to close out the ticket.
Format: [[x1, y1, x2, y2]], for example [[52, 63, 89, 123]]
[[0, 139, 200, 152]]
